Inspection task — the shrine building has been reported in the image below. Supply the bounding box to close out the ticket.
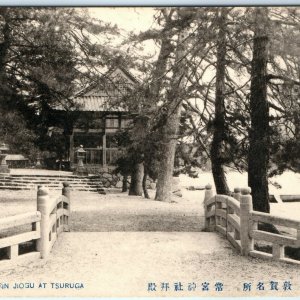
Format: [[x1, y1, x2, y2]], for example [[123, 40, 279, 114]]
[[53, 67, 137, 171]]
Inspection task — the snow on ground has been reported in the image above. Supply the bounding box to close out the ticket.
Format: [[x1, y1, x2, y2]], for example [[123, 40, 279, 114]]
[[179, 171, 300, 220], [179, 170, 300, 195]]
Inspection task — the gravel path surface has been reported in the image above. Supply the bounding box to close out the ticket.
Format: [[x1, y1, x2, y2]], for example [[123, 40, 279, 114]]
[[0, 232, 299, 297], [70, 189, 205, 232]]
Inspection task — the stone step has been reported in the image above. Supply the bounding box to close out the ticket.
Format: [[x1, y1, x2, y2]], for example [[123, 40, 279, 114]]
[[0, 177, 103, 184], [1, 180, 102, 186], [0, 174, 77, 179], [0, 186, 32, 190], [0, 178, 102, 184], [25, 175, 100, 179], [0, 172, 116, 192], [0, 181, 103, 187], [3, 177, 95, 182], [20, 180, 101, 184], [0, 185, 101, 192], [0, 182, 103, 188]]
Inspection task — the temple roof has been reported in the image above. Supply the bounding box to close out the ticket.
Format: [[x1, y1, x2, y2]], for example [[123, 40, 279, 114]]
[[55, 67, 137, 112], [72, 95, 125, 112]]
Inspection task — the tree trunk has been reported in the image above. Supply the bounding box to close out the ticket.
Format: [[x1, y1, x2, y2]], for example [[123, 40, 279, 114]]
[[0, 9, 11, 108], [130, 27, 173, 198], [129, 115, 147, 196], [211, 8, 230, 195], [0, 9, 10, 74], [155, 121, 179, 201], [142, 27, 173, 190], [122, 175, 128, 193], [248, 8, 270, 213], [142, 171, 150, 199], [129, 162, 144, 196], [155, 29, 186, 202]]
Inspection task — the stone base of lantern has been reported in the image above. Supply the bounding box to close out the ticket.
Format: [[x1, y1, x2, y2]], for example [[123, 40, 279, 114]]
[[35, 161, 43, 169], [73, 166, 89, 176], [0, 164, 10, 173]]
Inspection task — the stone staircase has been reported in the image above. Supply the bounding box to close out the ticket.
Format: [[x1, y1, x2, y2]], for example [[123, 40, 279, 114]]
[[0, 173, 105, 192]]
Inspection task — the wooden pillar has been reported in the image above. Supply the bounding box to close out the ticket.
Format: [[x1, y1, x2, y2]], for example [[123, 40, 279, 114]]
[[118, 113, 122, 129], [240, 187, 253, 256], [102, 114, 107, 167], [102, 134, 106, 167], [69, 133, 74, 166]]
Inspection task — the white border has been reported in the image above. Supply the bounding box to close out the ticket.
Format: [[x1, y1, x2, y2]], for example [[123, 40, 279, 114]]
[[0, 0, 300, 6]]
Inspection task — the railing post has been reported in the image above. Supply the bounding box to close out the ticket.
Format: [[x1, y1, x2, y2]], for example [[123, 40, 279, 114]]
[[62, 182, 71, 232], [240, 187, 253, 256], [36, 186, 50, 259], [226, 197, 233, 234], [233, 188, 241, 202], [204, 184, 214, 231], [204, 184, 213, 202], [273, 244, 284, 260]]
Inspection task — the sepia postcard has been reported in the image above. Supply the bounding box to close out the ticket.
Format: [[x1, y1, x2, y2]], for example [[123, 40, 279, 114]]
[[0, 4, 299, 298]]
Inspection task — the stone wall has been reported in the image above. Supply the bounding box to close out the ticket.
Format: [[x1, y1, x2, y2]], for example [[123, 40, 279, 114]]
[[90, 168, 156, 190], [79, 166, 181, 195], [92, 170, 181, 197]]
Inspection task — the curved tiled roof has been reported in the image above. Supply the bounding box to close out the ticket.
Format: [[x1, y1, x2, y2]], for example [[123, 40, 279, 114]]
[[55, 67, 136, 112], [73, 95, 127, 112]]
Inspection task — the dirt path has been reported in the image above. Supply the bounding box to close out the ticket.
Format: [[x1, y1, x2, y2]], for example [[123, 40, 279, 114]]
[[70, 190, 205, 232], [1, 231, 299, 297]]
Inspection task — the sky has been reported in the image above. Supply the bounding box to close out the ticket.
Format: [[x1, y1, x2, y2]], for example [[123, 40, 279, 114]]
[[89, 7, 156, 33], [88, 7, 159, 73]]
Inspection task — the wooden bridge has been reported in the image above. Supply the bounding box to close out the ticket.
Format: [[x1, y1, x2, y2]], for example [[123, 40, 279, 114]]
[[0, 184, 71, 268], [0, 183, 300, 296], [204, 184, 300, 264]]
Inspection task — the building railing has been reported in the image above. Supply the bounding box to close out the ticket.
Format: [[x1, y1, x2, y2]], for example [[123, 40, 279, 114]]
[[204, 184, 300, 265], [84, 148, 103, 165], [73, 148, 121, 165], [0, 182, 70, 268], [106, 148, 121, 165]]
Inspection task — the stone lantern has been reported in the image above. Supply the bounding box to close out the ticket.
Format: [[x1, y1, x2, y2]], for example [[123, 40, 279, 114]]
[[0, 143, 10, 173], [35, 153, 43, 169], [74, 145, 88, 176]]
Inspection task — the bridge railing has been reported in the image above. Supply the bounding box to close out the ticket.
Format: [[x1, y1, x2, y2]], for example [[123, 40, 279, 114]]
[[0, 212, 41, 266], [204, 184, 300, 265], [0, 182, 70, 268], [37, 182, 71, 258]]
